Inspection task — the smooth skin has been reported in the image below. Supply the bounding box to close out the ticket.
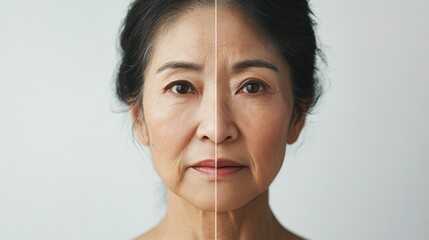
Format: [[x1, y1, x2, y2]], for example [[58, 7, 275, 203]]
[[133, 4, 305, 240]]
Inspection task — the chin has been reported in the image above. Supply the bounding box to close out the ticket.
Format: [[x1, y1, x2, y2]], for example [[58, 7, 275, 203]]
[[186, 193, 217, 212], [189, 191, 256, 213], [216, 190, 256, 212], [177, 188, 250, 213]]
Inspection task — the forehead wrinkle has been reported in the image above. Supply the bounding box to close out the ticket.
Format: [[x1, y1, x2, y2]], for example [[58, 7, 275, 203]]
[[149, 12, 215, 76], [219, 44, 278, 71]]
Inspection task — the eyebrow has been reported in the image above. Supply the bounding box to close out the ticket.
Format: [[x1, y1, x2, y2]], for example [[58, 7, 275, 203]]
[[156, 61, 203, 73], [232, 59, 279, 72]]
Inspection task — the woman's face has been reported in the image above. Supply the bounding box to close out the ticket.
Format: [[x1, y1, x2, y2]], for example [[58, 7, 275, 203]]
[[133, 5, 304, 211]]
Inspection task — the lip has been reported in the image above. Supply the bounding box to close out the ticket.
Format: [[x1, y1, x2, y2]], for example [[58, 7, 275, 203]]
[[192, 159, 245, 168], [190, 159, 245, 179]]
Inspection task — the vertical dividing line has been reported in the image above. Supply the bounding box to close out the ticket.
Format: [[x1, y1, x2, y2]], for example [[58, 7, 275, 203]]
[[214, 0, 218, 240]]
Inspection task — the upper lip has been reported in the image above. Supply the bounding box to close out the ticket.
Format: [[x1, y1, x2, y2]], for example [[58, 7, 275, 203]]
[[191, 159, 245, 168]]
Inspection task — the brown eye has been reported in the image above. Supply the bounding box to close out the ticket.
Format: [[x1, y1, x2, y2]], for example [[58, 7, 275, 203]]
[[165, 80, 196, 95], [241, 81, 266, 94], [174, 83, 191, 94]]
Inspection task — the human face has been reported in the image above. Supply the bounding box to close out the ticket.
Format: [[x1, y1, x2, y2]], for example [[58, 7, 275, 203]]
[[133, 5, 304, 211]]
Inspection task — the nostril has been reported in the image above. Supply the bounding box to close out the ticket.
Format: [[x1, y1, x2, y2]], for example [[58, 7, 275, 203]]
[[222, 136, 233, 142]]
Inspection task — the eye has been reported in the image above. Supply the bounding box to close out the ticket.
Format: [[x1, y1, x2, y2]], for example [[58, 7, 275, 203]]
[[165, 80, 196, 95], [239, 80, 267, 94]]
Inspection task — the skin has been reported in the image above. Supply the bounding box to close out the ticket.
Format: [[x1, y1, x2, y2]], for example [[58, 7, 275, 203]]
[[132, 4, 306, 240]]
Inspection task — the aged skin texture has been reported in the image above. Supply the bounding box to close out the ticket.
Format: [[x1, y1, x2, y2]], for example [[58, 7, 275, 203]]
[[133, 4, 305, 240]]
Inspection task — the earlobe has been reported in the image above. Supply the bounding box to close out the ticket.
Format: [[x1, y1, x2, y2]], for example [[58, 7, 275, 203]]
[[130, 103, 150, 146], [287, 116, 305, 144]]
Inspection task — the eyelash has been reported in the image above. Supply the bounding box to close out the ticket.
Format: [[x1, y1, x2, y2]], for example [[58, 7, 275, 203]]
[[237, 79, 268, 94], [164, 80, 197, 95], [164, 79, 268, 95]]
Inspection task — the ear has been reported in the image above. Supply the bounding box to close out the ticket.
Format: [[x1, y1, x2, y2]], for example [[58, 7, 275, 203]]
[[130, 103, 150, 146], [287, 115, 306, 144]]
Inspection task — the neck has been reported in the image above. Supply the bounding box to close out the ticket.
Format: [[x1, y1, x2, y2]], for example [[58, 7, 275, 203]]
[[156, 189, 284, 240]]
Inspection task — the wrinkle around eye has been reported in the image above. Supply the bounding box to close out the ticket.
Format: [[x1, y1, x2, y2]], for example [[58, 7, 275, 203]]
[[234, 77, 272, 95], [164, 80, 198, 95]]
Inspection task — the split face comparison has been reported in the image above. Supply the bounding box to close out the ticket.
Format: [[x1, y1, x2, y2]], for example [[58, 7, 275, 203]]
[[132, 5, 305, 212]]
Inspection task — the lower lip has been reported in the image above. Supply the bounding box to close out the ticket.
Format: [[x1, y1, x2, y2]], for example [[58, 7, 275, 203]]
[[191, 166, 244, 178]]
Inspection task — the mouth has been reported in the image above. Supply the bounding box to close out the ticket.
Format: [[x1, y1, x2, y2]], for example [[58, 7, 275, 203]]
[[190, 159, 245, 178]]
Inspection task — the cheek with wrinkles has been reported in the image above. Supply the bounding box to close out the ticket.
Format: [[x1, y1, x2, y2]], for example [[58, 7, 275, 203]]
[[242, 105, 290, 187], [143, 99, 198, 186], [145, 97, 197, 144], [148, 115, 193, 188]]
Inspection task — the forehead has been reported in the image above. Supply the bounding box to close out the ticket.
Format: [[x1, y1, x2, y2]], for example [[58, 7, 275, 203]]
[[149, 7, 214, 65], [148, 5, 284, 71]]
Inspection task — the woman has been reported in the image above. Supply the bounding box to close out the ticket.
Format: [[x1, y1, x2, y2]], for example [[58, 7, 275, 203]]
[[116, 0, 322, 239]]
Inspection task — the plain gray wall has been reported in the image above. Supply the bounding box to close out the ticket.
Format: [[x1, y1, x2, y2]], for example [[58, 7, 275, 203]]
[[1, 0, 428, 239]]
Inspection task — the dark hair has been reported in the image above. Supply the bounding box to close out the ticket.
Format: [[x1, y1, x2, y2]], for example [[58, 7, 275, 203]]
[[116, 0, 323, 120]]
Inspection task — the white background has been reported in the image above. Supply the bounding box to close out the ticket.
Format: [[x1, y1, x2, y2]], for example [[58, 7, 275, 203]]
[[1, 0, 428, 239]]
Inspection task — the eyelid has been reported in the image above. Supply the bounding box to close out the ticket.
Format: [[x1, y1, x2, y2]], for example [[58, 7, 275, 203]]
[[163, 79, 197, 94], [237, 79, 269, 93]]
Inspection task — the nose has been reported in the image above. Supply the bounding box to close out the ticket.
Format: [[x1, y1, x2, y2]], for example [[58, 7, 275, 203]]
[[196, 93, 238, 144]]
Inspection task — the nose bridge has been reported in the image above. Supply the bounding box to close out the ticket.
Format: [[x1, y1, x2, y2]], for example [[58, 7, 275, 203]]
[[196, 77, 238, 144], [215, 59, 233, 133], [196, 83, 216, 140], [216, 88, 238, 143], [216, 91, 232, 127]]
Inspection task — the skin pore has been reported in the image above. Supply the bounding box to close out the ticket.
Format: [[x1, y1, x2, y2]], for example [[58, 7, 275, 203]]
[[133, 4, 305, 240]]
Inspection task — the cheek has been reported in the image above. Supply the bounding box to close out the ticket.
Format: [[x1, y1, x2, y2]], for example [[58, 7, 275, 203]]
[[143, 95, 198, 185], [241, 102, 291, 189]]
